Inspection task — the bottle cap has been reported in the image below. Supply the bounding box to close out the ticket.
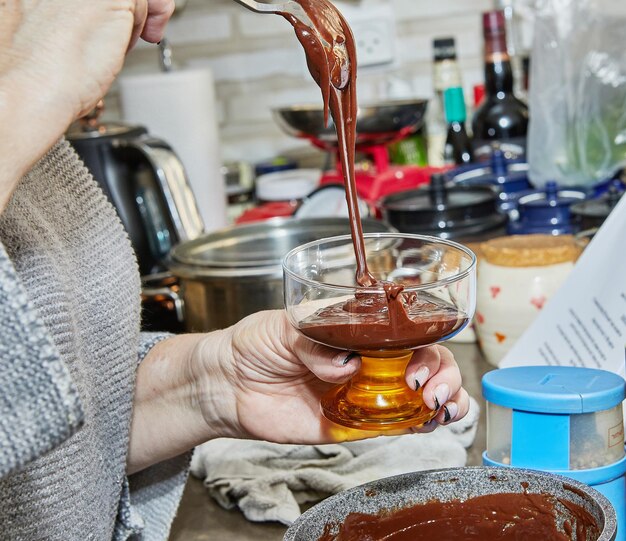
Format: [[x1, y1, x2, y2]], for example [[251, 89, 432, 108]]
[[443, 87, 467, 123], [483, 10, 506, 37], [433, 37, 456, 61]]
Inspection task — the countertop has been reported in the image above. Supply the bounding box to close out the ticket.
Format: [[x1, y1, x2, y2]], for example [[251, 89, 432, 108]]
[[169, 342, 493, 541]]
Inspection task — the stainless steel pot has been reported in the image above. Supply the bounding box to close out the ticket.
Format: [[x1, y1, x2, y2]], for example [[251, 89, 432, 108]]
[[168, 217, 396, 332]]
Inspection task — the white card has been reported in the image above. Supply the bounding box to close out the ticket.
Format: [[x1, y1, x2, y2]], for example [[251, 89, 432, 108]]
[[500, 194, 626, 380]]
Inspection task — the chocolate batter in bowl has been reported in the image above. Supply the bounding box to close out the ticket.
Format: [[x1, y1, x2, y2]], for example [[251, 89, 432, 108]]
[[283, 467, 617, 541]]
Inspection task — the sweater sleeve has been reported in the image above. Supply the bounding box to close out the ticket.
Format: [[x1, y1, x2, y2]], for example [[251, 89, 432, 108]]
[[114, 332, 192, 541], [0, 243, 84, 479]]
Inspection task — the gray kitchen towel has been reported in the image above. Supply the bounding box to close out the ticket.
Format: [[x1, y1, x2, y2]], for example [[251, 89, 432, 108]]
[[191, 397, 480, 525]]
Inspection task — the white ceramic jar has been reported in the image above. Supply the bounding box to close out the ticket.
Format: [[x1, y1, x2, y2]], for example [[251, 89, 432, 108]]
[[474, 235, 582, 367]]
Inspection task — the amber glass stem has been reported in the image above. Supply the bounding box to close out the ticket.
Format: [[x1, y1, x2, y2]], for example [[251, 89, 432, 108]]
[[350, 353, 411, 394], [321, 351, 438, 430]]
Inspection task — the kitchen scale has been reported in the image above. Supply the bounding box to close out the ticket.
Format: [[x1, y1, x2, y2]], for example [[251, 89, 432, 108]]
[[273, 99, 442, 207]]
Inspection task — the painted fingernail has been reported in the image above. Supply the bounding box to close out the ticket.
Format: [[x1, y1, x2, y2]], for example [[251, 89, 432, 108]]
[[414, 366, 430, 391], [443, 402, 458, 423], [342, 352, 359, 366], [443, 406, 451, 423], [433, 383, 450, 410]]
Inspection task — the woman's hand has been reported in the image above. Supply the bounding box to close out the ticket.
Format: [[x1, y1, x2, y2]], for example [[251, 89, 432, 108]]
[[196, 310, 470, 444], [128, 310, 469, 473], [2, 0, 174, 119], [0, 1, 175, 210]]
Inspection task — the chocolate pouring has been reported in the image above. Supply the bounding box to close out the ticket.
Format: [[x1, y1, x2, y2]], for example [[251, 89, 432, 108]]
[[280, 0, 467, 351], [279, 0, 370, 285], [283, 467, 617, 541]]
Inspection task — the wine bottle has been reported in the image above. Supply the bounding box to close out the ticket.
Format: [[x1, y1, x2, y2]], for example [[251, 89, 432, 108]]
[[443, 87, 474, 166], [427, 37, 462, 166], [472, 10, 528, 160]]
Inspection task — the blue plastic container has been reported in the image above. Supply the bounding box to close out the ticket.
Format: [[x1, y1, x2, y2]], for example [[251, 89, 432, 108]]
[[483, 366, 626, 539]]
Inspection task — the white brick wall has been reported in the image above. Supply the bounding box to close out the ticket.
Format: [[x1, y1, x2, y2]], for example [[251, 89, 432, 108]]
[[109, 0, 503, 165]]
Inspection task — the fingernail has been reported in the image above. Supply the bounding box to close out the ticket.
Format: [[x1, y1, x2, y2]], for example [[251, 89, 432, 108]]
[[443, 406, 451, 423], [414, 366, 430, 391], [342, 352, 359, 366], [433, 383, 450, 410], [443, 402, 458, 423]]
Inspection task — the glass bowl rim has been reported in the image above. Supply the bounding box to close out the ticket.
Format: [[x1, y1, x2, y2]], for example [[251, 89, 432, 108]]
[[282, 232, 477, 293]]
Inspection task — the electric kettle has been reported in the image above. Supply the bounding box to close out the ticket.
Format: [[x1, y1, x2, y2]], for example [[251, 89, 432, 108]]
[[66, 102, 205, 276]]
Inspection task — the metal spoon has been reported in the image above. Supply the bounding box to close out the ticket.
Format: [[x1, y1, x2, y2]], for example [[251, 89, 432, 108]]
[[230, 0, 311, 24]]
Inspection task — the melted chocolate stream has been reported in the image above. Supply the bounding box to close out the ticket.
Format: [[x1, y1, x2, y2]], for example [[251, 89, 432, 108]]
[[280, 0, 463, 346], [280, 0, 376, 287]]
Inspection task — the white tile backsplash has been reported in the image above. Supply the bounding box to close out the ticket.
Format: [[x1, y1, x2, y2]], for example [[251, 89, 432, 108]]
[[391, 0, 495, 20], [237, 11, 295, 37], [397, 14, 484, 64], [187, 46, 308, 82], [227, 86, 320, 123], [166, 12, 233, 44]]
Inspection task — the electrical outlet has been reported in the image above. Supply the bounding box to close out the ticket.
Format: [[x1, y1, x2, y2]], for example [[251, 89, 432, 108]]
[[336, 3, 396, 68], [352, 18, 395, 67]]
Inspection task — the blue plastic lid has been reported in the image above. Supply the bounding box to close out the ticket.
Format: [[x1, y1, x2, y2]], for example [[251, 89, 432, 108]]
[[483, 366, 626, 414], [507, 181, 587, 235]]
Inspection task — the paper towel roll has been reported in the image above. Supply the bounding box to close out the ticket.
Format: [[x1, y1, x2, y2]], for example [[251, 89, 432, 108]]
[[119, 68, 226, 233]]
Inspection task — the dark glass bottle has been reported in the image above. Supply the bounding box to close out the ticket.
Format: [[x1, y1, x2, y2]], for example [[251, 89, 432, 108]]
[[472, 10, 528, 159], [443, 87, 473, 165]]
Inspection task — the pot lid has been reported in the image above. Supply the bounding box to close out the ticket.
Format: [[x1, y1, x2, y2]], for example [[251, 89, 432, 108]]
[[451, 148, 530, 193], [170, 217, 394, 269], [295, 184, 370, 219], [383, 174, 498, 212], [517, 181, 586, 209], [381, 174, 505, 234], [255, 169, 320, 202], [508, 182, 587, 235], [570, 180, 624, 219]]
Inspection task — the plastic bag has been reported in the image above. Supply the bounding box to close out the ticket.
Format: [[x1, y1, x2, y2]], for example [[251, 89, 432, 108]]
[[528, 0, 626, 187]]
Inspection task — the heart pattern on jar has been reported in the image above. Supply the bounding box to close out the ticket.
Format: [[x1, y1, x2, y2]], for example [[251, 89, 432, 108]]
[[490, 286, 501, 299], [530, 296, 547, 310]]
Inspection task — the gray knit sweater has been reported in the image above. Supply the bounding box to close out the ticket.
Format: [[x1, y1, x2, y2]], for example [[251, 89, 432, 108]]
[[0, 141, 188, 540]]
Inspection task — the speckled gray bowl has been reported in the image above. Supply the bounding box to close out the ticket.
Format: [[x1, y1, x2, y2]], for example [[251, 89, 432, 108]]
[[284, 466, 617, 541]]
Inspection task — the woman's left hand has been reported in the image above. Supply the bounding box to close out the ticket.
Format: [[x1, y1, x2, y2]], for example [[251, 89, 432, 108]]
[[129, 309, 469, 472], [195, 310, 470, 444]]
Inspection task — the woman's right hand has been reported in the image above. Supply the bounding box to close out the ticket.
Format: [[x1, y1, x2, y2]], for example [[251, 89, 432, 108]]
[[0, 1, 174, 209], [1, 1, 174, 119]]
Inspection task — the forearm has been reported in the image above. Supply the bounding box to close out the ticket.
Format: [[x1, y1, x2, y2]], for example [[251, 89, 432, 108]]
[[127, 330, 241, 475], [0, 68, 75, 211]]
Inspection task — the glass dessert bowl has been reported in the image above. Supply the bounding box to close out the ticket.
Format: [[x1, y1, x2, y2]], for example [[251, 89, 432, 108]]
[[283, 233, 476, 431]]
